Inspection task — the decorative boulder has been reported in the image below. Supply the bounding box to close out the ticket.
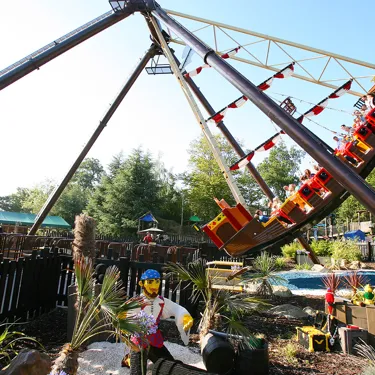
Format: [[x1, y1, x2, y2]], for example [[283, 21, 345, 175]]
[[311, 264, 329, 273], [268, 304, 309, 320], [272, 285, 292, 298], [303, 306, 317, 316], [1, 350, 51, 375], [348, 261, 361, 270]]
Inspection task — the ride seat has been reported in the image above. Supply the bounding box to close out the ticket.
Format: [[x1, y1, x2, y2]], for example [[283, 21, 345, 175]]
[[202, 212, 237, 248], [298, 183, 324, 208], [280, 198, 306, 223], [354, 125, 375, 148], [315, 168, 341, 194]]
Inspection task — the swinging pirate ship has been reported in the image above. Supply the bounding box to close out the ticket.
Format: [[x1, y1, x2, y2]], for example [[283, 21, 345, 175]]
[[0, 1, 375, 261]]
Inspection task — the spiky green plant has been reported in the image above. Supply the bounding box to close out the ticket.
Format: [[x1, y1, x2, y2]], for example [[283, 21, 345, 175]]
[[354, 339, 375, 375], [241, 252, 286, 298], [51, 257, 143, 375], [166, 260, 265, 349], [0, 322, 43, 365]]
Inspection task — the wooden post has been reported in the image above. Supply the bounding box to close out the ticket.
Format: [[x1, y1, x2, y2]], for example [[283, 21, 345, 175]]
[[297, 236, 320, 265]]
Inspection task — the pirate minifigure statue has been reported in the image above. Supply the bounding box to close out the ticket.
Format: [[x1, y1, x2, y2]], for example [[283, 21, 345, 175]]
[[123, 269, 193, 374]]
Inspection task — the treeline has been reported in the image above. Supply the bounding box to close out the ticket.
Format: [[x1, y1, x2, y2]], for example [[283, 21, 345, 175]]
[[2, 133, 370, 237]]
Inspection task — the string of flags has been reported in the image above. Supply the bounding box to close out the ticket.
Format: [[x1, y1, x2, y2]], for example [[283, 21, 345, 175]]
[[206, 63, 295, 124], [296, 80, 352, 123], [230, 131, 285, 171], [184, 47, 241, 78]]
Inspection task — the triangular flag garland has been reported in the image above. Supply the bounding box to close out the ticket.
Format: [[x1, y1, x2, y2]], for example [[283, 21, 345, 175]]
[[230, 131, 285, 171], [297, 79, 352, 123], [184, 47, 241, 78], [207, 63, 295, 124]]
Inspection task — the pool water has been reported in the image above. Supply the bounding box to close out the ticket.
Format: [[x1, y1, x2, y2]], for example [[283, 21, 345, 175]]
[[276, 271, 375, 292]]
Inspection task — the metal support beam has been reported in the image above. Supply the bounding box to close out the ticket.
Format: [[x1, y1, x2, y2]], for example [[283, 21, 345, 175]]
[[148, 16, 247, 208], [0, 10, 133, 91], [152, 7, 375, 215], [173, 57, 275, 202], [28, 44, 159, 235]]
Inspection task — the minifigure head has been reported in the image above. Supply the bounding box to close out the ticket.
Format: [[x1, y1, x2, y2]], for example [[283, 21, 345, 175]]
[[139, 269, 161, 299], [364, 284, 373, 293]]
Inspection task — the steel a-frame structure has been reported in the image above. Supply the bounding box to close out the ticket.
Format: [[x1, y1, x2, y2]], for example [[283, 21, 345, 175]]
[[1, 0, 374, 236]]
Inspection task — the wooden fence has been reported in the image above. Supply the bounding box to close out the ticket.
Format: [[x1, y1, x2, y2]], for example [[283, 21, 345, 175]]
[[0, 249, 198, 322]]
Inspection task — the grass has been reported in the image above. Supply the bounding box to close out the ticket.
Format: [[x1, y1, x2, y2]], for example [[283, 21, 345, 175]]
[[282, 342, 299, 364], [295, 263, 312, 271]]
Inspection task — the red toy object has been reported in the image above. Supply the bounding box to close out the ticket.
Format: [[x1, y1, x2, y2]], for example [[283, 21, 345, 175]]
[[347, 325, 360, 330], [325, 288, 335, 314]]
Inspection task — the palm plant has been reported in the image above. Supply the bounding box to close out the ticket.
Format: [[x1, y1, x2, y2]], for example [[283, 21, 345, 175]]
[[343, 271, 368, 297], [166, 260, 264, 349], [241, 252, 286, 298], [50, 257, 144, 375]]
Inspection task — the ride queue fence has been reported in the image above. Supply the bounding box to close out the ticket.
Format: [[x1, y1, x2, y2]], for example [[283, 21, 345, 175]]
[[0, 242, 201, 322]]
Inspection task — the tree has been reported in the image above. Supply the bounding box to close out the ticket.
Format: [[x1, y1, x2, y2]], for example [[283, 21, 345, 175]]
[[72, 158, 105, 190], [183, 134, 264, 222], [0, 188, 30, 212], [336, 169, 375, 223], [86, 148, 162, 237], [257, 142, 305, 200]]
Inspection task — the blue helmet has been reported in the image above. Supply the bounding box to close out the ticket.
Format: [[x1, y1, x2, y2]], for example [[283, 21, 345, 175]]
[[140, 269, 161, 281]]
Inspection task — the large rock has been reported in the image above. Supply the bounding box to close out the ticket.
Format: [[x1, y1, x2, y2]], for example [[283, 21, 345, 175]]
[[303, 306, 317, 316], [348, 261, 361, 270], [311, 264, 329, 273], [1, 350, 51, 375], [268, 304, 309, 320], [272, 285, 292, 298]]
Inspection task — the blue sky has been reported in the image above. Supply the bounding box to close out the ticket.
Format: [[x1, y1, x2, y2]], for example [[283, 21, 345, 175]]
[[1, 0, 374, 196]]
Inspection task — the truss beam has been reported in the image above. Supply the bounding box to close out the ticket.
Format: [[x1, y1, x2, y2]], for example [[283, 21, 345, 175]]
[[165, 9, 375, 96]]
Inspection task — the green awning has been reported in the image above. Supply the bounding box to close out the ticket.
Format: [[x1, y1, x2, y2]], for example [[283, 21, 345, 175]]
[[189, 215, 202, 222], [0, 211, 71, 229]]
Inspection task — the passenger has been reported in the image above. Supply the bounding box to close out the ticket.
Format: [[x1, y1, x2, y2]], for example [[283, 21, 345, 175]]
[[353, 110, 365, 124], [304, 169, 313, 179], [361, 95, 375, 112], [333, 135, 345, 151], [143, 232, 153, 244], [341, 124, 354, 139], [254, 209, 269, 223], [288, 184, 296, 195]]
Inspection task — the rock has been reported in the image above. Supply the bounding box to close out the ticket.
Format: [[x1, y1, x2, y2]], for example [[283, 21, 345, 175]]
[[272, 285, 292, 298], [340, 259, 349, 268], [311, 264, 329, 273], [303, 306, 317, 316], [243, 282, 261, 293], [1, 350, 51, 375], [268, 304, 309, 320], [348, 261, 361, 270]]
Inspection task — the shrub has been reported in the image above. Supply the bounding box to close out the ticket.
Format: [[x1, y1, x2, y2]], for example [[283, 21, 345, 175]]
[[310, 239, 333, 257], [295, 263, 312, 271], [281, 241, 301, 259], [331, 240, 362, 262], [282, 342, 298, 364], [274, 256, 287, 270]]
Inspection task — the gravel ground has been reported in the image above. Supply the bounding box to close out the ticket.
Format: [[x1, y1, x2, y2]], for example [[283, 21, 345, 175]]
[[77, 341, 205, 375]]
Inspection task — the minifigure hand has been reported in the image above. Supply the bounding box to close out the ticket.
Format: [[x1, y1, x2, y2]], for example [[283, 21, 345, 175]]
[[183, 314, 193, 331]]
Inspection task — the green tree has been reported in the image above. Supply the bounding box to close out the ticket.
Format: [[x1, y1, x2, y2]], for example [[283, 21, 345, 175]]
[[86, 148, 161, 237], [71, 158, 104, 190], [336, 169, 375, 222], [0, 188, 31, 212], [183, 134, 264, 222], [257, 142, 305, 200]]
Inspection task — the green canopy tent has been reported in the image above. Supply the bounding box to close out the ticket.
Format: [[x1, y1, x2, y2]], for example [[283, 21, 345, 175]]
[[0, 211, 71, 229], [188, 215, 202, 223]]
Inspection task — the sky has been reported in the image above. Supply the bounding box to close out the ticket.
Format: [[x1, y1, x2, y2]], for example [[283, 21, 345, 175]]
[[1, 0, 375, 196]]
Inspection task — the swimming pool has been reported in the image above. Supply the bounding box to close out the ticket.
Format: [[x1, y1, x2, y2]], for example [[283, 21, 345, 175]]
[[275, 270, 375, 294]]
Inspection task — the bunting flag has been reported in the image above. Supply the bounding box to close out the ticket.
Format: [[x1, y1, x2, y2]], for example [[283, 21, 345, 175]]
[[297, 79, 352, 123], [230, 131, 285, 171], [184, 47, 241, 78], [207, 63, 295, 124]]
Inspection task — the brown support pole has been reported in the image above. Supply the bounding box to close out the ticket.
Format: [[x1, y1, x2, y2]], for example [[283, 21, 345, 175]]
[[171, 54, 275, 202], [297, 236, 320, 265], [28, 44, 159, 235]]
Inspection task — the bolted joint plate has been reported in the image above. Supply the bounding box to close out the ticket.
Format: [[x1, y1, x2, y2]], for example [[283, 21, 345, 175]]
[[110, 0, 158, 13]]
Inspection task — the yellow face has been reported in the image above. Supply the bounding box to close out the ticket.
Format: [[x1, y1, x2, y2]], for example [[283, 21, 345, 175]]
[[140, 278, 161, 299]]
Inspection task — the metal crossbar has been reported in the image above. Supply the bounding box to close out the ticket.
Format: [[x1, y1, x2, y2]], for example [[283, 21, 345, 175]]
[[0, 10, 113, 79]]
